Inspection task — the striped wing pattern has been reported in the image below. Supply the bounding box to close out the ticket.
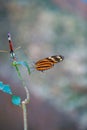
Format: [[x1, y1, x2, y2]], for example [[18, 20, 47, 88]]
[[35, 55, 64, 71]]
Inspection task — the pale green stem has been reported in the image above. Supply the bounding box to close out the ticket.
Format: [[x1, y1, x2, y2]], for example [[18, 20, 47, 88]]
[[14, 64, 30, 130], [22, 102, 28, 130], [14, 64, 30, 103]]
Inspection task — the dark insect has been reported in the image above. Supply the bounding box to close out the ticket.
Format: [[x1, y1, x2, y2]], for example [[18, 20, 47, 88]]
[[8, 33, 16, 60]]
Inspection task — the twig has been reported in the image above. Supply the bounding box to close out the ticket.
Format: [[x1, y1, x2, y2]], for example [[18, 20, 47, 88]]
[[22, 101, 28, 130], [14, 63, 30, 130]]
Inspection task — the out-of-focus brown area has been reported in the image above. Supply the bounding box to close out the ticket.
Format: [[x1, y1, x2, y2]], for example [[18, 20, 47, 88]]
[[0, 78, 78, 130], [0, 0, 87, 130]]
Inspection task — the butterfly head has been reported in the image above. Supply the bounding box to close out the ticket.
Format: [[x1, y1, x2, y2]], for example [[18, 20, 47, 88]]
[[57, 55, 64, 61]]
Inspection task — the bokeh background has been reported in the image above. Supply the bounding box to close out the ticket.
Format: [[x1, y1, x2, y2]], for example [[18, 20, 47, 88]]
[[0, 0, 87, 130]]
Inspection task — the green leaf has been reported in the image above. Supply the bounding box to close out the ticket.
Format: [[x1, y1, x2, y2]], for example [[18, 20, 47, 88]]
[[0, 81, 3, 85], [0, 82, 12, 95], [12, 61, 22, 79], [21, 61, 31, 75], [2, 85, 12, 95], [0, 82, 4, 90], [12, 95, 21, 106], [12, 61, 18, 66], [13, 61, 31, 75]]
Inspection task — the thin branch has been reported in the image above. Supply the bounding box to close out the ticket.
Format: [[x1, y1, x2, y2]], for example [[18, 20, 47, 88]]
[[22, 102, 28, 130], [13, 63, 30, 130]]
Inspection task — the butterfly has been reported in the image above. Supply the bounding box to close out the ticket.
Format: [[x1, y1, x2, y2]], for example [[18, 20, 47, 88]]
[[0, 33, 21, 61], [34, 55, 64, 71], [8, 33, 16, 60]]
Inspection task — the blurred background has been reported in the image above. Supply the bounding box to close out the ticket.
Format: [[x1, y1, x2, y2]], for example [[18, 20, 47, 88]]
[[0, 0, 87, 130]]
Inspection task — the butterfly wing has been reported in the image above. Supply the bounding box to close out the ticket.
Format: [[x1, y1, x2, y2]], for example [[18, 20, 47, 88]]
[[35, 55, 64, 71]]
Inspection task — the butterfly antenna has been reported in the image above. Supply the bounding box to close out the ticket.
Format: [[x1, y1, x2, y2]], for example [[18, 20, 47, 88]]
[[0, 50, 8, 53]]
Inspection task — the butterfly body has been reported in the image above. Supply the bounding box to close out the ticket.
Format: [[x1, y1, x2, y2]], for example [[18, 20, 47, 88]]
[[8, 33, 16, 60], [0, 33, 20, 61], [35, 55, 64, 71]]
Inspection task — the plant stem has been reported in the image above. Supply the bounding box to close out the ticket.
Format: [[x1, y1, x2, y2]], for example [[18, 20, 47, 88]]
[[14, 64, 30, 103], [14, 63, 30, 130], [22, 102, 28, 130], [24, 85, 30, 104]]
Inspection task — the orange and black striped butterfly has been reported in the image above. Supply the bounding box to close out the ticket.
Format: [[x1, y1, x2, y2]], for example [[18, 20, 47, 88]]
[[34, 55, 64, 71]]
